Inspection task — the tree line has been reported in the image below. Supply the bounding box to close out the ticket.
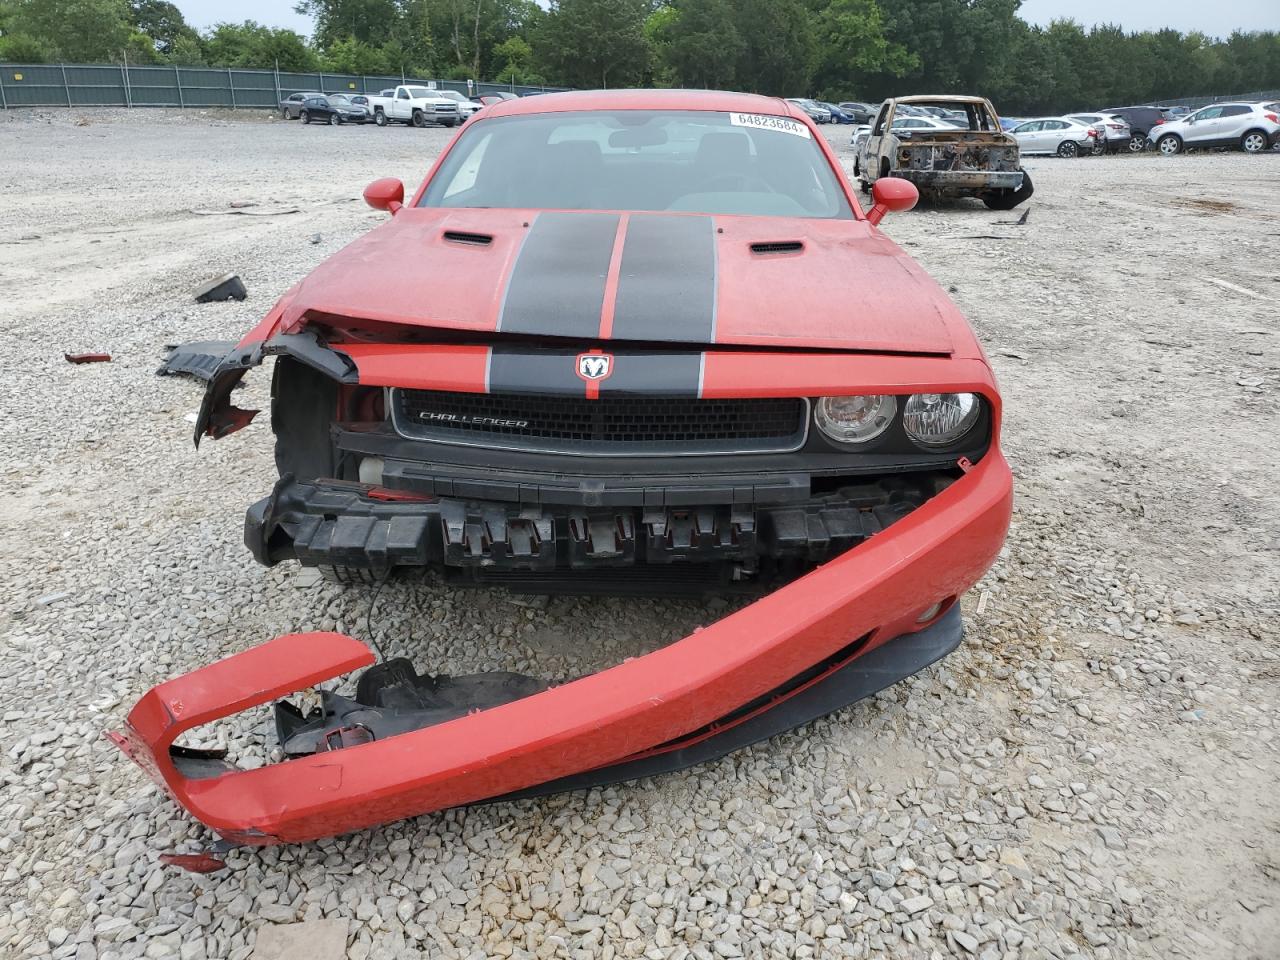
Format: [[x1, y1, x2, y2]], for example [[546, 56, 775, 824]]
[[1, 0, 1277, 113]]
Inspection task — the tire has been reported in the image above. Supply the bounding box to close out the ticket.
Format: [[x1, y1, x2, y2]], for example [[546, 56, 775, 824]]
[[374, 109, 387, 127], [411, 109, 426, 128], [317, 564, 387, 586], [280, 108, 290, 120], [301, 110, 310, 124], [329, 114, 340, 126], [982, 170, 1034, 211], [1128, 133, 1147, 153], [1240, 129, 1269, 154], [1156, 134, 1182, 156], [442, 118, 457, 128], [1057, 139, 1079, 158], [858, 179, 870, 195]]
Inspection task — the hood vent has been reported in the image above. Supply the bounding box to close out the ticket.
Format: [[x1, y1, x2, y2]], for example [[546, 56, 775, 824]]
[[443, 230, 494, 246], [750, 240, 804, 255]]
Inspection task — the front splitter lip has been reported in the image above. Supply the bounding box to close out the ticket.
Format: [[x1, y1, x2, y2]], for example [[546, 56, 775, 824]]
[[110, 451, 1012, 845]]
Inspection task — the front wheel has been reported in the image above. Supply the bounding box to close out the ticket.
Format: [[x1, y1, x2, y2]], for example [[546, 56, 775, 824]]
[[982, 170, 1034, 210], [1241, 130, 1269, 154], [280, 108, 290, 120], [1156, 134, 1182, 156], [1128, 133, 1147, 152], [329, 114, 340, 126], [1057, 139, 1079, 158], [411, 109, 426, 128], [300, 110, 311, 124], [374, 110, 387, 127], [442, 118, 457, 128]]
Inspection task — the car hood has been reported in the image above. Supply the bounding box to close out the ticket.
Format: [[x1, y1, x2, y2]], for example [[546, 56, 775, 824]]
[[282, 208, 961, 354]]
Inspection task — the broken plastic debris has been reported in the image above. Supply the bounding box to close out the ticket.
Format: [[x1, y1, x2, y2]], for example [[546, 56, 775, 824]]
[[193, 273, 247, 303], [64, 352, 110, 364]]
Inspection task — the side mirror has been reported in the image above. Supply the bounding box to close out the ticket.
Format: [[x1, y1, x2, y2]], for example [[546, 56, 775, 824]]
[[364, 177, 405, 215], [866, 177, 918, 226]]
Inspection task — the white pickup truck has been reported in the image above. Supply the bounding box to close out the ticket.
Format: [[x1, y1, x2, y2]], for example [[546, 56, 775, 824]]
[[368, 85, 460, 128]]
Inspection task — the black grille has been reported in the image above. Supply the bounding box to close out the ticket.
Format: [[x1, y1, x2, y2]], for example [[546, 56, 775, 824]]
[[392, 390, 808, 456]]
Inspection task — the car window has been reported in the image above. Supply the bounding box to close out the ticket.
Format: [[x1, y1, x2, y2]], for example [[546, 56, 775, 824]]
[[421, 109, 853, 220], [1014, 121, 1041, 133], [405, 87, 433, 99], [1219, 105, 1250, 117], [1191, 106, 1222, 120], [397, 89, 410, 100]]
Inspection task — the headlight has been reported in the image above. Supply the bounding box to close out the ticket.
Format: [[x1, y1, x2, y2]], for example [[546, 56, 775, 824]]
[[903, 393, 981, 447], [814, 395, 896, 444]]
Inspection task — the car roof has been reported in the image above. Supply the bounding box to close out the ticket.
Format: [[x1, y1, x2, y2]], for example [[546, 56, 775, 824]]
[[479, 88, 803, 121]]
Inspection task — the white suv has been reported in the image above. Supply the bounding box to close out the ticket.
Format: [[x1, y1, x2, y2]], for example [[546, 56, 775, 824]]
[[1149, 102, 1280, 155]]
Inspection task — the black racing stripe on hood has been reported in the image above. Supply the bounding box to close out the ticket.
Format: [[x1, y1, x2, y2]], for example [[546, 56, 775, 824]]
[[611, 214, 717, 344], [497, 212, 619, 339], [599, 353, 701, 397], [487, 348, 703, 398], [489, 346, 587, 396]]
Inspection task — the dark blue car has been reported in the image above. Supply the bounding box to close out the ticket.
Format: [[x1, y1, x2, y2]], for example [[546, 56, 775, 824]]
[[821, 102, 855, 124]]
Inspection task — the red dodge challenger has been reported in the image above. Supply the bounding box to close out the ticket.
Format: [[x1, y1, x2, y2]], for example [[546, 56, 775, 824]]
[[113, 90, 1013, 850]]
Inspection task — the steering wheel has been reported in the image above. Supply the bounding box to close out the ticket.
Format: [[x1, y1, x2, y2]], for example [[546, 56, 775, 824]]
[[697, 173, 778, 194]]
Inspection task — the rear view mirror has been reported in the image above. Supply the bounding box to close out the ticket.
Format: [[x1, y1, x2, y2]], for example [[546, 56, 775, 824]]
[[866, 177, 918, 225], [364, 177, 405, 215], [609, 126, 667, 148]]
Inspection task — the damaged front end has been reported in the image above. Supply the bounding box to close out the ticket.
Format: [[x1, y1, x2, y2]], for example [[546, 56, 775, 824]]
[[110, 446, 1009, 845], [114, 322, 1012, 845], [116, 264, 1019, 845]]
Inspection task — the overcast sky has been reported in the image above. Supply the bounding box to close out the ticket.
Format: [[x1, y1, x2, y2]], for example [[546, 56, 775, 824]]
[[172, 0, 1275, 39]]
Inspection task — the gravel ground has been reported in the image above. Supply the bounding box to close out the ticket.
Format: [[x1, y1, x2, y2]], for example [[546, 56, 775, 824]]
[[1, 107, 1277, 960]]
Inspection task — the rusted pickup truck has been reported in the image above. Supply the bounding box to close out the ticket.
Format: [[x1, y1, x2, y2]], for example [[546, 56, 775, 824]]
[[855, 95, 1032, 210]]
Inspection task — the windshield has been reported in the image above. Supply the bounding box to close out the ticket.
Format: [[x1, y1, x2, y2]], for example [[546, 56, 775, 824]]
[[419, 110, 852, 219]]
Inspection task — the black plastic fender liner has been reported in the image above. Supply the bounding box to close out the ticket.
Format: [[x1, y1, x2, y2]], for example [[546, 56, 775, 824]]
[[491, 604, 964, 802], [194, 331, 358, 446]]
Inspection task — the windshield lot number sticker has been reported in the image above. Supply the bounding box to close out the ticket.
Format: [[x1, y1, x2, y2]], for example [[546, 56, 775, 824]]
[[730, 113, 811, 139]]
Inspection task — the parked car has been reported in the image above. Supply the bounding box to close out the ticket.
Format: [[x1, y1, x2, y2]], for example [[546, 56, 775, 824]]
[[1266, 102, 1280, 149], [367, 86, 460, 127], [857, 95, 1031, 209], [787, 98, 831, 123], [838, 101, 876, 124], [1065, 112, 1131, 153], [1165, 105, 1191, 119], [1100, 106, 1167, 152], [1148, 102, 1280, 155], [1010, 117, 1099, 157], [279, 91, 324, 120], [821, 102, 854, 124], [292, 95, 360, 126], [323, 94, 371, 124], [435, 88, 483, 120], [477, 93, 519, 107], [134, 88, 1012, 846]]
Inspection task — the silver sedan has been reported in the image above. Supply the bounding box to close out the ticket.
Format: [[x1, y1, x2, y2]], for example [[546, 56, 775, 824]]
[[1009, 117, 1099, 158]]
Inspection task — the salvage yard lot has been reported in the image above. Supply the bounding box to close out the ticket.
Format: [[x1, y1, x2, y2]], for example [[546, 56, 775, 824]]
[[0, 110, 1277, 960]]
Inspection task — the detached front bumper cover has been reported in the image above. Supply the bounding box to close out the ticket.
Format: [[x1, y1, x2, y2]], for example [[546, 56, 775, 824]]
[[110, 452, 1011, 846]]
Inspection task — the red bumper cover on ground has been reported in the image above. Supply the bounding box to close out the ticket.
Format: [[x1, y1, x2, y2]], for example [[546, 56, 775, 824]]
[[110, 451, 1011, 845]]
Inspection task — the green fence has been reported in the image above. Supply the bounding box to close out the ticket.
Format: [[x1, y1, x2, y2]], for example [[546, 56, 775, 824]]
[[0, 62, 565, 109]]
